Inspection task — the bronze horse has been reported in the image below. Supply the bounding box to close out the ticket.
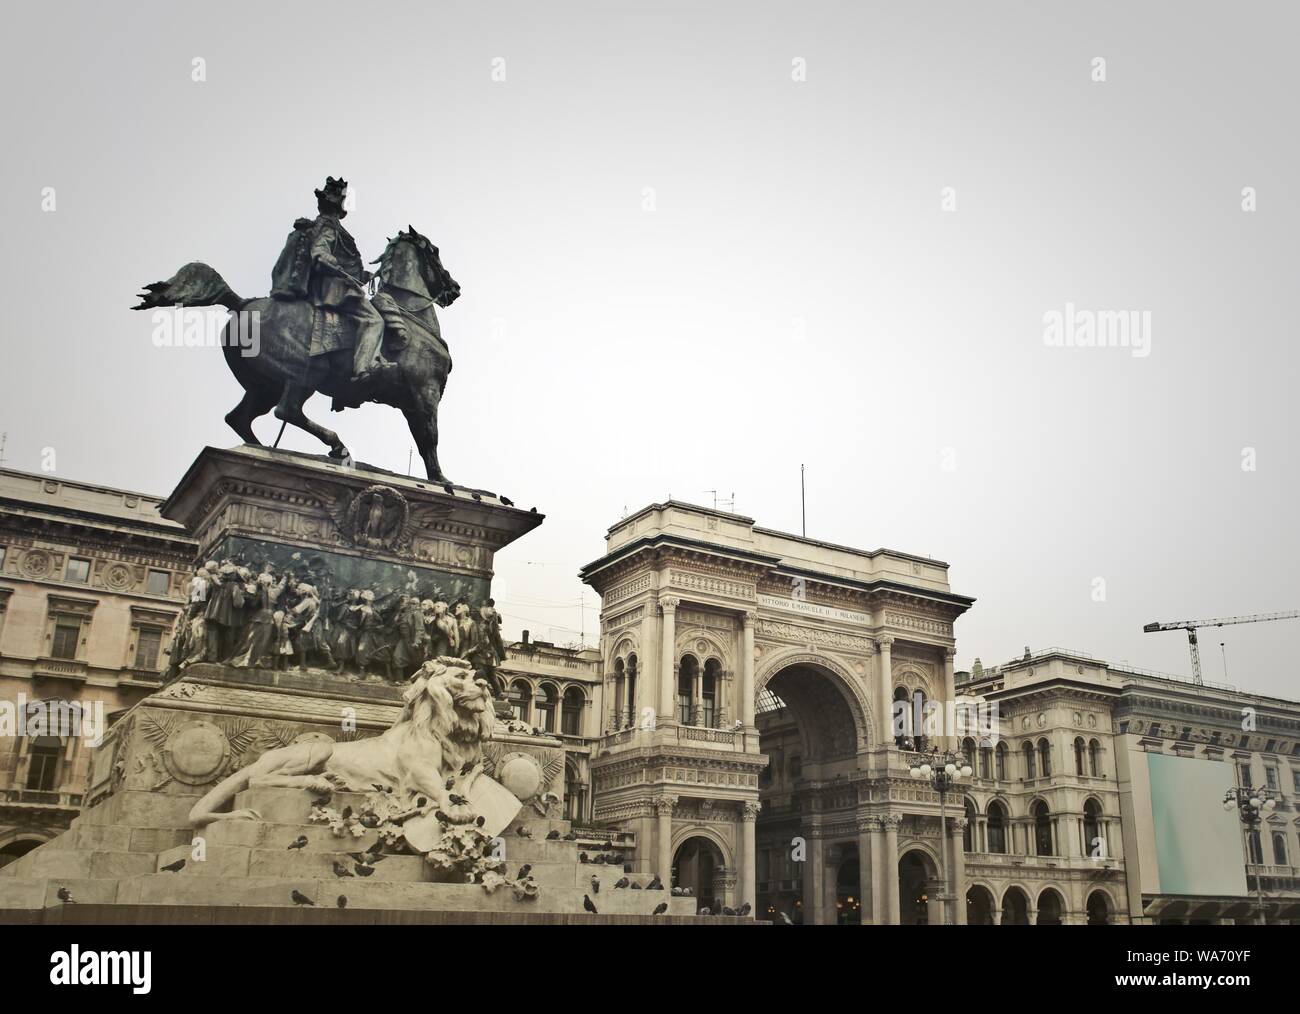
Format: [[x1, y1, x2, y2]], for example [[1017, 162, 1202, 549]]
[[133, 228, 459, 481]]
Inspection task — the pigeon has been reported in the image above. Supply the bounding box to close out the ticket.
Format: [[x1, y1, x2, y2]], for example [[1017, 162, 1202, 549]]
[[600, 840, 613, 850], [287, 835, 309, 851], [515, 826, 533, 838], [57, 887, 74, 904], [737, 902, 752, 916], [460, 761, 475, 775], [337, 896, 348, 909], [415, 796, 428, 809], [623, 863, 635, 874], [500, 496, 514, 507], [579, 852, 589, 864], [470, 492, 482, 502], [445, 777, 456, 790], [614, 877, 630, 889], [475, 815, 486, 827], [529, 507, 538, 514], [546, 830, 560, 840], [160, 858, 186, 873], [652, 902, 668, 915], [698, 906, 711, 916], [354, 863, 375, 878], [341, 806, 352, 820], [442, 483, 455, 495], [671, 887, 683, 897], [332, 861, 354, 878], [583, 894, 598, 914], [646, 874, 663, 890], [630, 882, 643, 890], [516, 864, 532, 880], [562, 831, 579, 841], [291, 890, 315, 906], [448, 793, 469, 807], [722, 905, 736, 916], [364, 839, 384, 857], [434, 810, 452, 825], [590, 875, 600, 894], [779, 912, 793, 925]]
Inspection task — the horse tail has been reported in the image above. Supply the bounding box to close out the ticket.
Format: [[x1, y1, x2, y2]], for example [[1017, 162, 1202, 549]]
[[132, 261, 245, 313]]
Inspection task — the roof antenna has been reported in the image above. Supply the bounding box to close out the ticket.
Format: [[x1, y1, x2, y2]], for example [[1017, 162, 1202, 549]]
[[800, 464, 806, 536]]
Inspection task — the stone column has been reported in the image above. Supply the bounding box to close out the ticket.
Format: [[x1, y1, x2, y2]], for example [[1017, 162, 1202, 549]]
[[740, 801, 760, 908], [691, 667, 703, 726], [654, 795, 677, 884], [802, 832, 824, 925], [659, 597, 679, 723], [857, 818, 876, 925], [950, 817, 968, 925], [942, 648, 957, 749], [876, 636, 895, 750], [881, 813, 900, 925], [741, 611, 756, 728]]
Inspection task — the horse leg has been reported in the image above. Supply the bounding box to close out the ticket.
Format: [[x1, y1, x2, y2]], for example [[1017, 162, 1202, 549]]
[[403, 389, 446, 482], [274, 384, 350, 460], [225, 383, 281, 446]]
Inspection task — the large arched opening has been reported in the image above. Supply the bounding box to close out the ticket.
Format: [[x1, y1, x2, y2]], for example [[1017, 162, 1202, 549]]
[[1036, 887, 1065, 925], [966, 884, 997, 925], [754, 658, 868, 925], [0, 837, 45, 870], [1086, 890, 1113, 925], [1001, 886, 1031, 925], [898, 849, 938, 925], [672, 835, 725, 914]]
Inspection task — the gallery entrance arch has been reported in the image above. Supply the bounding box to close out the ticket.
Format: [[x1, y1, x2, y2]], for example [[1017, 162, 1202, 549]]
[[754, 657, 870, 925]]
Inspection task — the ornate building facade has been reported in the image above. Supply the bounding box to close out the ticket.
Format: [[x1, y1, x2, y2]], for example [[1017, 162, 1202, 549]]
[[0, 468, 193, 866], [579, 500, 973, 920]]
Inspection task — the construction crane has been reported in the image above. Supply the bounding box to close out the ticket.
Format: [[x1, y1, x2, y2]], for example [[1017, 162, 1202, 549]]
[[1143, 611, 1300, 685]]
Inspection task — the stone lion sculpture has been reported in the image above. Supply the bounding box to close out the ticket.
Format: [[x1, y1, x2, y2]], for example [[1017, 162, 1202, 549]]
[[188, 658, 498, 828]]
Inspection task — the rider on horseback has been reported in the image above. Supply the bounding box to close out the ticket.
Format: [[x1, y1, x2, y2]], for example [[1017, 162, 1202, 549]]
[[270, 176, 404, 383]]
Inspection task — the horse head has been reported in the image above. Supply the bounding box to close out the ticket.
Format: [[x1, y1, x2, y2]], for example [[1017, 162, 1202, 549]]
[[373, 226, 460, 308]]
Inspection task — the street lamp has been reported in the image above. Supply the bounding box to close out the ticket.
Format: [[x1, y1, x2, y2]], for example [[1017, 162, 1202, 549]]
[[909, 747, 973, 925], [1223, 786, 1276, 925]]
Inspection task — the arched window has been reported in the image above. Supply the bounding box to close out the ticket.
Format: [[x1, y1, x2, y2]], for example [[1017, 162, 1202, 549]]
[[1022, 741, 1036, 780], [562, 687, 584, 737], [1246, 830, 1263, 865], [912, 689, 928, 750], [986, 801, 1008, 854], [25, 736, 62, 792], [1083, 798, 1102, 856], [1088, 739, 1101, 777], [624, 654, 638, 728], [892, 686, 910, 745], [534, 683, 558, 733], [612, 657, 626, 726], [1038, 738, 1051, 778], [995, 742, 1008, 780], [1074, 737, 1086, 776], [979, 742, 992, 779], [509, 679, 531, 724], [963, 798, 977, 852], [702, 658, 721, 728], [1272, 832, 1289, 866], [1033, 800, 1053, 856], [678, 655, 698, 725]]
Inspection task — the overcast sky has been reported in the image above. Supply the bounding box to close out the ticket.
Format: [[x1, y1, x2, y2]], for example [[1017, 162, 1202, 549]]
[[2, 1, 1296, 697]]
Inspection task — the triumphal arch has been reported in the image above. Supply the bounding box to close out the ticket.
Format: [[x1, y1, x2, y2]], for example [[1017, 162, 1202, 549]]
[[580, 501, 975, 923]]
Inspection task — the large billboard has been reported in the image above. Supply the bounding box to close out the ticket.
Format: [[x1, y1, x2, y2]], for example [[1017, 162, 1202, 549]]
[[1128, 750, 1249, 897]]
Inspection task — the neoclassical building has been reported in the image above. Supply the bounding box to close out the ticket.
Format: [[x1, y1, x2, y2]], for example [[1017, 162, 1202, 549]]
[[579, 501, 1300, 925], [0, 468, 193, 866], [579, 500, 974, 920]]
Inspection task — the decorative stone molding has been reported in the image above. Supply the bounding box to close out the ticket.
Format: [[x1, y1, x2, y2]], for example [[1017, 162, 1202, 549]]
[[660, 596, 680, 613], [880, 813, 902, 832], [653, 795, 679, 816], [756, 619, 873, 653], [741, 800, 762, 821]]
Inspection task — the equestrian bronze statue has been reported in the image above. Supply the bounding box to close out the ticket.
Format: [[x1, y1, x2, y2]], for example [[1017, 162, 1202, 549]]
[[133, 177, 459, 482]]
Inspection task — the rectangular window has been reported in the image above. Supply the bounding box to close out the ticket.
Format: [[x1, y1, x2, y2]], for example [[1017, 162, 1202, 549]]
[[1293, 770, 1300, 794], [146, 569, 170, 596], [134, 627, 163, 670], [1239, 764, 1252, 788], [26, 745, 61, 791], [1265, 767, 1278, 790], [65, 557, 90, 584], [51, 621, 81, 659], [562, 705, 580, 737], [0, 545, 7, 570]]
